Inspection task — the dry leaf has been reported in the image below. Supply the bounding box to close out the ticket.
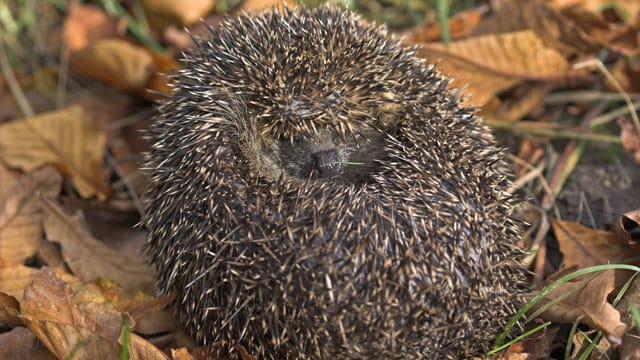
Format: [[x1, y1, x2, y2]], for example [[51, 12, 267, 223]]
[[470, 0, 639, 57], [614, 209, 640, 244], [0, 291, 22, 327], [488, 324, 556, 359], [0, 327, 57, 360], [551, 218, 640, 268], [416, 30, 570, 108], [534, 270, 627, 346], [0, 264, 38, 298], [41, 197, 155, 293], [97, 278, 177, 335], [140, 0, 215, 28], [233, 0, 293, 15], [0, 166, 62, 263], [172, 347, 195, 360], [70, 39, 154, 92], [16, 267, 170, 359], [63, 3, 119, 51], [404, 7, 485, 43], [0, 105, 109, 199]]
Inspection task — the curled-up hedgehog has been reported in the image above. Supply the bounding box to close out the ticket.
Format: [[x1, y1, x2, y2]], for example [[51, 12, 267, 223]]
[[144, 5, 528, 359]]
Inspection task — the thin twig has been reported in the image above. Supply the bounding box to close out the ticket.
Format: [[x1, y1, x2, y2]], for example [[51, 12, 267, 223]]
[[0, 36, 34, 117], [105, 153, 145, 218], [574, 59, 640, 140]]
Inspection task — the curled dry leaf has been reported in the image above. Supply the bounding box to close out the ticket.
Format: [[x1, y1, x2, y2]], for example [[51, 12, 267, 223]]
[[551, 218, 640, 269], [0, 105, 109, 200], [416, 30, 570, 108], [41, 197, 155, 293], [614, 209, 640, 244], [533, 270, 627, 346], [0, 166, 62, 264]]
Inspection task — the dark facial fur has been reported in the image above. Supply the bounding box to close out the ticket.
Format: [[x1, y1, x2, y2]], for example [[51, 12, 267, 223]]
[[144, 5, 528, 360]]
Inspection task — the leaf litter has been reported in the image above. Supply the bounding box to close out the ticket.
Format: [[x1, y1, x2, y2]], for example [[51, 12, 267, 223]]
[[1, 0, 640, 359]]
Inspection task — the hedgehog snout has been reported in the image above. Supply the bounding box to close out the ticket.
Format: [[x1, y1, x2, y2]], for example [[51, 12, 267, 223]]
[[310, 149, 342, 177]]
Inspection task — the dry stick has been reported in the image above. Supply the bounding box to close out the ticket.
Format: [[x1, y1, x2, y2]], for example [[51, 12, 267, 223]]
[[541, 100, 609, 207], [543, 90, 640, 105], [574, 59, 640, 139], [509, 154, 559, 219], [105, 153, 145, 217], [591, 101, 640, 127], [56, 42, 70, 109], [485, 119, 621, 143], [0, 38, 34, 117], [532, 208, 550, 286]]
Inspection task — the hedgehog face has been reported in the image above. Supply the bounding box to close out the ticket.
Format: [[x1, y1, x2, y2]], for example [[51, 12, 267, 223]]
[[273, 125, 387, 183]]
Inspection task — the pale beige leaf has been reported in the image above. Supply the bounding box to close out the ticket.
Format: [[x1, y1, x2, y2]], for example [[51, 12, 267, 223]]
[[0, 166, 62, 263], [0, 264, 37, 298], [0, 104, 109, 199], [417, 30, 570, 107], [41, 197, 155, 293]]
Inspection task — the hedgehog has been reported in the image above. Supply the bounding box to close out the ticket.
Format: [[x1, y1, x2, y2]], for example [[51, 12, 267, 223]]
[[143, 5, 528, 359]]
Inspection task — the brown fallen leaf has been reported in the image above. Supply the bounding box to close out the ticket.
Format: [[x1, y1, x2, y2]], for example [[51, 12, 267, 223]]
[[140, 0, 215, 29], [0, 166, 62, 263], [470, 0, 639, 57], [0, 291, 21, 326], [488, 324, 556, 360], [0, 327, 57, 360], [232, 0, 294, 15], [533, 270, 627, 346], [0, 264, 38, 298], [551, 218, 640, 269], [0, 105, 109, 200], [16, 267, 169, 360], [41, 197, 155, 293], [416, 30, 570, 108], [404, 6, 485, 43], [63, 3, 119, 51], [97, 278, 177, 335], [70, 39, 154, 92], [614, 209, 640, 244], [172, 347, 195, 360]]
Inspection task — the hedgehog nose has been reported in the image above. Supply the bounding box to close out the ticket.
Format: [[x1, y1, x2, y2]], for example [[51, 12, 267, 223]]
[[311, 149, 341, 177]]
